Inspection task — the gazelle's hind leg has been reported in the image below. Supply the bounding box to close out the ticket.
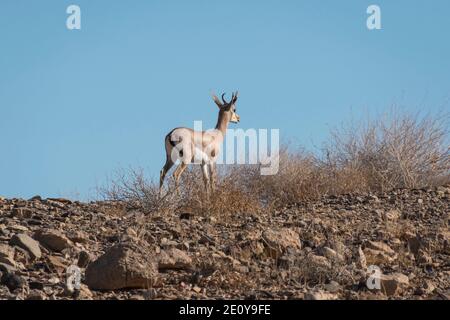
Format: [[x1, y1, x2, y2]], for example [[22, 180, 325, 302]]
[[159, 157, 174, 197], [209, 163, 216, 192], [173, 162, 188, 195]]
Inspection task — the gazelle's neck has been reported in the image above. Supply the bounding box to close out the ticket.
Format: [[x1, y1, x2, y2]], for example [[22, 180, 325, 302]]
[[215, 111, 230, 136]]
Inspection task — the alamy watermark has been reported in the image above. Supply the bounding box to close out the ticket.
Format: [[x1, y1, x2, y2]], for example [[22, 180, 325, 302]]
[[66, 5, 81, 30], [67, 5, 382, 31], [66, 265, 81, 292], [169, 121, 280, 176], [367, 5, 382, 30], [366, 265, 382, 290]]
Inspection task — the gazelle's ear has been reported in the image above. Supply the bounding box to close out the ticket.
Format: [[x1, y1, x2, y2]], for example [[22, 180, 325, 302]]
[[231, 91, 239, 104], [211, 93, 223, 109]]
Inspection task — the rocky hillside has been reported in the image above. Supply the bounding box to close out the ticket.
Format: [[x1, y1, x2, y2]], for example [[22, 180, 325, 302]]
[[0, 186, 449, 300]]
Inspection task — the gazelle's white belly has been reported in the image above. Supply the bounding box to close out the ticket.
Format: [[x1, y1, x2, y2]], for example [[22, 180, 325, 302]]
[[192, 145, 221, 164]]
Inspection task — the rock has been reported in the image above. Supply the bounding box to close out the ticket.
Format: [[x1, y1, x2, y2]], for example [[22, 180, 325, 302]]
[[29, 281, 44, 290], [322, 247, 344, 262], [0, 255, 16, 269], [324, 281, 341, 293], [11, 207, 34, 219], [304, 290, 338, 300], [365, 241, 395, 255], [0, 244, 15, 262], [26, 290, 47, 300], [416, 280, 435, 295], [68, 231, 89, 244], [158, 248, 193, 271], [262, 228, 301, 258], [380, 273, 409, 296], [0, 262, 16, 274], [77, 250, 92, 268], [9, 225, 29, 232], [192, 286, 202, 293], [9, 234, 41, 259], [85, 242, 159, 290], [404, 232, 421, 255], [363, 248, 395, 265], [75, 284, 94, 300], [417, 250, 432, 265], [357, 246, 367, 269], [308, 254, 331, 269], [384, 209, 401, 220], [34, 229, 71, 252], [47, 255, 68, 275], [1, 272, 27, 291], [47, 197, 72, 204]]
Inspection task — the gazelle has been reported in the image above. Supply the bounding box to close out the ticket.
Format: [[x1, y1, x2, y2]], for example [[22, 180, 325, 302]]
[[159, 92, 240, 196]]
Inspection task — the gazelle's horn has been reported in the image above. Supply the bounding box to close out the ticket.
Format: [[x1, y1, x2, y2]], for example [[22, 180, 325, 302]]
[[221, 93, 229, 105]]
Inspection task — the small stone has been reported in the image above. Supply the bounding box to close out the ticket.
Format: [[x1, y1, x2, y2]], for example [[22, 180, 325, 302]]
[[322, 247, 344, 262], [1, 272, 27, 291], [76, 284, 94, 300], [192, 286, 202, 293], [158, 248, 193, 271], [308, 254, 331, 269], [324, 281, 341, 293], [26, 290, 47, 300], [384, 209, 401, 220], [11, 207, 34, 219], [304, 290, 338, 300], [262, 228, 301, 258], [67, 230, 89, 244], [379, 273, 409, 296], [416, 280, 435, 295], [357, 246, 367, 269], [29, 281, 44, 290], [0, 244, 15, 261], [404, 232, 421, 255], [77, 250, 92, 268], [9, 233, 42, 259], [365, 241, 395, 255], [47, 255, 68, 275], [9, 225, 29, 232], [363, 248, 395, 265], [417, 250, 432, 265]]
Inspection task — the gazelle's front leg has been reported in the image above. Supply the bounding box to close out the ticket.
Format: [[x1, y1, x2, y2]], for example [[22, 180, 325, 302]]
[[201, 163, 210, 194], [209, 162, 216, 192]]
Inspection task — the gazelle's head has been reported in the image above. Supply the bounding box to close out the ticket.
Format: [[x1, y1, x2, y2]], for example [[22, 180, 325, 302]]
[[212, 91, 240, 123]]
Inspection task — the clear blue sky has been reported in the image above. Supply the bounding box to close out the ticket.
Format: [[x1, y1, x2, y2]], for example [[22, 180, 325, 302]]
[[1, 0, 449, 200]]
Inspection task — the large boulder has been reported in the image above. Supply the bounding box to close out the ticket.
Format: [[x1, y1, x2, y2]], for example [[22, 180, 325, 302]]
[[85, 242, 158, 290]]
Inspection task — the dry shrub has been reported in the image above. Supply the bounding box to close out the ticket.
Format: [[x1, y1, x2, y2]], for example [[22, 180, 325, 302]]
[[99, 166, 262, 216], [323, 110, 449, 191], [100, 110, 449, 214]]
